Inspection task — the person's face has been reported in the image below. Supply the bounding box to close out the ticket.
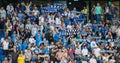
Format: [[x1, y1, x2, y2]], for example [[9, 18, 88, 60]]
[[97, 3, 100, 6], [20, 51, 24, 54], [73, 7, 76, 11], [28, 49, 31, 52], [1, 7, 4, 10], [111, 4, 114, 7], [26, 3, 29, 6], [9, 3, 12, 6], [112, 56, 114, 59], [51, 42, 54, 45]]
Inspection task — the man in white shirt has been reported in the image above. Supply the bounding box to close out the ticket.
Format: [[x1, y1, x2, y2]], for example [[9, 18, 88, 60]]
[[116, 26, 120, 37], [31, 24, 38, 37], [32, 7, 39, 17], [39, 15, 44, 25], [64, 8, 71, 18], [12, 13, 19, 25], [0, 7, 6, 19], [102, 53, 110, 62], [82, 46, 88, 56], [93, 46, 101, 58], [109, 56, 115, 63], [55, 18, 61, 25], [29, 35, 36, 45], [25, 18, 32, 30], [89, 55, 97, 63], [2, 38, 9, 56], [49, 16, 55, 24], [75, 45, 81, 55], [6, 3, 14, 15]]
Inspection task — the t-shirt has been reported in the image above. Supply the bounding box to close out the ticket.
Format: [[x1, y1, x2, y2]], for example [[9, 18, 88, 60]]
[[116, 28, 120, 36], [90, 58, 97, 63], [102, 56, 109, 62], [82, 48, 88, 56], [94, 48, 101, 57], [17, 55, 25, 63], [109, 59, 115, 63], [11, 52, 18, 61], [25, 51, 32, 61], [3, 41, 9, 50], [95, 6, 102, 14]]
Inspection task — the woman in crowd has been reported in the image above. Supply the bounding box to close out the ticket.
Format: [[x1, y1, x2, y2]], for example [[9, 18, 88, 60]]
[[17, 51, 25, 63]]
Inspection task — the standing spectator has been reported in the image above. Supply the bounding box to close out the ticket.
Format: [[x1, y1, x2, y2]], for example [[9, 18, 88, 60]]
[[97, 56, 103, 63], [62, 49, 68, 59], [104, 3, 110, 20], [8, 54, 12, 63], [11, 46, 19, 63], [20, 2, 26, 13], [95, 3, 102, 23], [6, 3, 14, 18], [31, 51, 37, 63], [64, 8, 71, 18], [116, 25, 120, 38], [32, 7, 39, 17], [31, 22, 38, 37], [2, 38, 9, 56], [102, 53, 112, 63], [6, 20, 12, 36], [15, 3, 20, 13], [0, 18, 5, 36], [0, 7, 6, 19], [92, 5, 96, 20], [17, 10, 24, 21], [110, 4, 118, 18], [89, 55, 97, 63], [39, 14, 44, 26], [50, 47, 57, 63], [25, 18, 32, 30], [29, 35, 36, 46], [55, 48, 63, 63], [25, 47, 32, 63], [93, 46, 101, 58], [82, 46, 88, 61], [36, 52, 44, 63], [17, 51, 25, 63], [12, 13, 19, 25], [8, 41, 14, 53], [25, 1, 32, 13], [109, 56, 115, 63]]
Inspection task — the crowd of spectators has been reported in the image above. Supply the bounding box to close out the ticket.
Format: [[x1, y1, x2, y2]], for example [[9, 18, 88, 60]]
[[0, 1, 120, 63]]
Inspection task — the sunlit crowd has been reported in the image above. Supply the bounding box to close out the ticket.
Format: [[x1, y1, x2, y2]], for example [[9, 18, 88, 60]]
[[0, 1, 120, 63]]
